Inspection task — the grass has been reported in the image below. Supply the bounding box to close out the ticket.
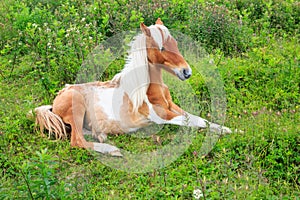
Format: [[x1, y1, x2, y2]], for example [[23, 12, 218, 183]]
[[0, 0, 299, 199], [0, 39, 299, 199]]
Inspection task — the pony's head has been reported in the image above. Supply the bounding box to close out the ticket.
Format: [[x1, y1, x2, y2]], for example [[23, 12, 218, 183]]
[[140, 18, 192, 80]]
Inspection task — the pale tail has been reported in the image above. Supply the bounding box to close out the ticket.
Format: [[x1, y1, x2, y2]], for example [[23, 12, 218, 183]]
[[34, 105, 68, 140]]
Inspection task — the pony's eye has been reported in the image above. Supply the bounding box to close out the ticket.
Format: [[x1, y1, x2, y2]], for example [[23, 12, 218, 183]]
[[160, 46, 165, 51]]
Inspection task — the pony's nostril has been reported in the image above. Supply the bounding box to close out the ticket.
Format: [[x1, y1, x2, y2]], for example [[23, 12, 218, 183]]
[[183, 68, 191, 79], [185, 73, 191, 79]]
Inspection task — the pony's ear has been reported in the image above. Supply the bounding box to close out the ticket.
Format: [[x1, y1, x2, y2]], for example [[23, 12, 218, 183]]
[[140, 22, 151, 37], [155, 18, 164, 25]]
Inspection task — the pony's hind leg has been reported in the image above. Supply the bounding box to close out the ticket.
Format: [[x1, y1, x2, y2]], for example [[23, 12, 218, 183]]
[[52, 88, 121, 156], [91, 131, 119, 155], [53, 88, 93, 148], [91, 128, 107, 143], [97, 133, 107, 143], [93, 143, 122, 157]]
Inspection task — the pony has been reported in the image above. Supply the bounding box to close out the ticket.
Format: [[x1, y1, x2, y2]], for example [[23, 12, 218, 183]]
[[34, 18, 231, 156]]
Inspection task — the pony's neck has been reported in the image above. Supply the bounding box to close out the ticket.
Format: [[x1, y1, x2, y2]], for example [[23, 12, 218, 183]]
[[148, 63, 163, 84], [147, 63, 169, 108]]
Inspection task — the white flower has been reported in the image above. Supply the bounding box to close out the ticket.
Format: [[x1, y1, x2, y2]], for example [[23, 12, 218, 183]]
[[81, 18, 86, 22], [193, 189, 203, 199]]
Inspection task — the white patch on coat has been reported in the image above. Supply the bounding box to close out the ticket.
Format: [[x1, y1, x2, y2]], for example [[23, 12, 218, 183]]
[[93, 87, 124, 121]]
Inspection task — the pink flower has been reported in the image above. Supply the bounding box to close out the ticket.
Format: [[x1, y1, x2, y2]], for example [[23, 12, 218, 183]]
[[193, 151, 198, 156]]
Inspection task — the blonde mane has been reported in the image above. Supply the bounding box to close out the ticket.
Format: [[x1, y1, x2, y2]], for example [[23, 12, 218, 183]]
[[112, 25, 171, 113]]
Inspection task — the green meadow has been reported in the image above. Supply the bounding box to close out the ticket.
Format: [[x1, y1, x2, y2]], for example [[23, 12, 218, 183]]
[[0, 0, 299, 199]]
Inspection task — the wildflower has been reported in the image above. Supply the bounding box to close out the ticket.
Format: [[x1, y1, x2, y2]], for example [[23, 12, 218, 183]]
[[193, 189, 203, 199], [276, 111, 281, 116], [252, 111, 259, 116]]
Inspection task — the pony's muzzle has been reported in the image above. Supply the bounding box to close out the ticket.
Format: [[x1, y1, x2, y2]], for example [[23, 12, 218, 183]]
[[182, 68, 192, 79], [174, 67, 192, 80]]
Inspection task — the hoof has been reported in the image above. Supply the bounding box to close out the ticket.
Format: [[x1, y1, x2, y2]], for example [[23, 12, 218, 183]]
[[209, 123, 232, 135], [221, 126, 232, 134], [234, 129, 244, 133], [93, 142, 121, 156], [97, 133, 107, 143], [110, 150, 123, 157]]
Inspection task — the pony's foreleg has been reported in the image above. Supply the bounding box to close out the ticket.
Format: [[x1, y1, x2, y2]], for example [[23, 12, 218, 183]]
[[162, 87, 232, 133], [151, 109, 231, 134], [185, 113, 232, 134], [160, 87, 231, 133]]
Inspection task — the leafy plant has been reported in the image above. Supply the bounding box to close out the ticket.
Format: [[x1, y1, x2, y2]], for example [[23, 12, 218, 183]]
[[187, 2, 252, 56], [19, 149, 70, 199], [0, 0, 299, 199]]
